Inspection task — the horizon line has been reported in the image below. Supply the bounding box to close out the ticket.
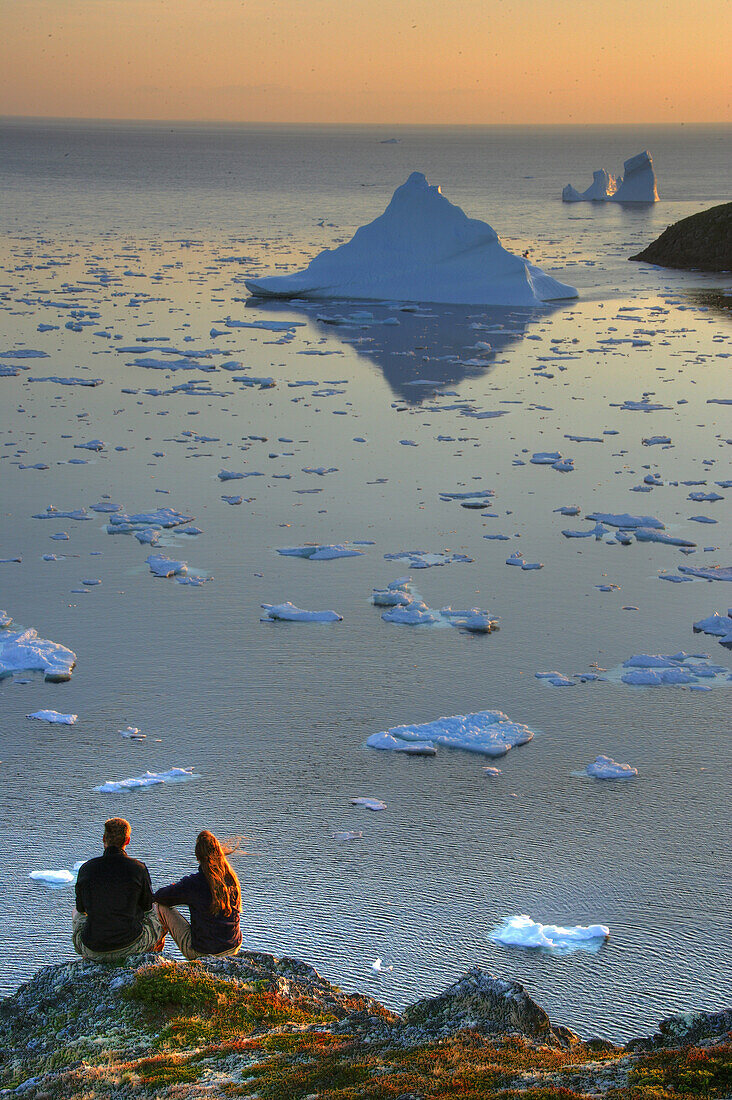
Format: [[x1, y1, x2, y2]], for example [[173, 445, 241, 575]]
[[2, 115, 729, 129]]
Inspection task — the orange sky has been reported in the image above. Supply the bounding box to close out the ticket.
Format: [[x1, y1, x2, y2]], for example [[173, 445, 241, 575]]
[[1, 0, 729, 124]]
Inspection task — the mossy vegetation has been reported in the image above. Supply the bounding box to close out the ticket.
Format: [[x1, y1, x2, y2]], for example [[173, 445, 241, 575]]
[[1, 958, 729, 1099]]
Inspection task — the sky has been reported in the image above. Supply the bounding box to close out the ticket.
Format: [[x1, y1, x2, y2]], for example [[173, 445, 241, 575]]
[[1, 0, 730, 125]]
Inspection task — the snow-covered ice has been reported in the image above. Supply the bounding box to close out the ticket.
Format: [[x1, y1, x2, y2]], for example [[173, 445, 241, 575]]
[[367, 710, 535, 758], [260, 602, 342, 622], [586, 756, 638, 779], [276, 543, 364, 560], [146, 554, 188, 579], [693, 611, 732, 648], [490, 914, 609, 953], [27, 710, 78, 724], [0, 622, 77, 681], [614, 653, 730, 687], [94, 767, 198, 793], [351, 797, 387, 810], [245, 172, 577, 306]]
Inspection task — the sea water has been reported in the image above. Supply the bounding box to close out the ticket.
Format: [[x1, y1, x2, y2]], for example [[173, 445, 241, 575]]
[[0, 120, 730, 1040]]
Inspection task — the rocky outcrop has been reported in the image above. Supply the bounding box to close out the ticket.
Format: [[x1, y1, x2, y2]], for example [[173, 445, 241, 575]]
[[630, 202, 732, 271], [402, 966, 579, 1047], [0, 953, 729, 1099]]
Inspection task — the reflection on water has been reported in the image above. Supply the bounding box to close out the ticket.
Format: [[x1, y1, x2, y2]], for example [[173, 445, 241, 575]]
[[247, 298, 565, 403]]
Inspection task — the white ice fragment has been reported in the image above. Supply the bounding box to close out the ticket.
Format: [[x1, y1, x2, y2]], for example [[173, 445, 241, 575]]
[[366, 732, 438, 755], [146, 554, 188, 578], [120, 726, 146, 740], [29, 869, 76, 886], [276, 544, 364, 560], [94, 767, 198, 793], [490, 914, 609, 953], [693, 611, 732, 647], [371, 958, 393, 972], [351, 797, 387, 810], [586, 755, 638, 779], [260, 602, 342, 622], [535, 671, 575, 687], [0, 623, 76, 682], [678, 564, 732, 582], [245, 172, 577, 306], [27, 710, 78, 724], [384, 549, 472, 568], [586, 512, 664, 529], [368, 710, 535, 758]]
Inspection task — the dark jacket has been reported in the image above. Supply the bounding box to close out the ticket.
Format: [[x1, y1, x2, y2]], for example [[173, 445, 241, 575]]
[[154, 869, 241, 955], [75, 846, 154, 951]]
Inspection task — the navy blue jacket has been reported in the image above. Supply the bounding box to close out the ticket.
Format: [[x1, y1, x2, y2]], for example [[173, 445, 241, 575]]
[[75, 846, 154, 951], [154, 869, 241, 955]]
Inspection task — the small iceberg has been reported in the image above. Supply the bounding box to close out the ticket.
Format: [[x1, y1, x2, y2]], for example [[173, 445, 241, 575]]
[[246, 172, 577, 306], [693, 610, 732, 648], [371, 579, 498, 633], [586, 756, 638, 779], [490, 914, 609, 954], [0, 621, 77, 682], [146, 554, 188, 579], [260, 602, 342, 622], [351, 797, 387, 810], [94, 767, 198, 793], [29, 861, 85, 888], [27, 710, 78, 725], [612, 652, 730, 687], [276, 543, 364, 561], [563, 151, 659, 203], [367, 709, 535, 758]]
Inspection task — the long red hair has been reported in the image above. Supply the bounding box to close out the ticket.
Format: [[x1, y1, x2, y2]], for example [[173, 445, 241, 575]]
[[195, 830, 241, 916]]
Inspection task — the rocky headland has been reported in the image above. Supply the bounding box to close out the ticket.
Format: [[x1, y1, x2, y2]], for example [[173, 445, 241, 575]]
[[630, 202, 732, 271], [0, 953, 730, 1099]]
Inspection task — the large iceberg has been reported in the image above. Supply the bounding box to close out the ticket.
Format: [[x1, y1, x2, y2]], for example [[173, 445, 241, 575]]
[[246, 172, 577, 307], [563, 151, 659, 204]]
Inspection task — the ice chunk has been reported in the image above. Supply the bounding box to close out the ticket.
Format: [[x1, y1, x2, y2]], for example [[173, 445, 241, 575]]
[[587, 512, 664, 529], [384, 549, 473, 568], [612, 151, 660, 203], [367, 710, 535, 758], [365, 732, 437, 755], [94, 767, 198, 793], [351, 797, 387, 810], [27, 710, 78, 724], [586, 755, 638, 779], [260, 602, 342, 622], [615, 652, 729, 686], [693, 611, 732, 648], [490, 914, 609, 953], [678, 564, 732, 582], [535, 671, 575, 687], [0, 623, 76, 682], [146, 554, 188, 578], [245, 172, 577, 306], [29, 869, 76, 886], [506, 550, 543, 570], [276, 544, 364, 560], [562, 169, 618, 203]]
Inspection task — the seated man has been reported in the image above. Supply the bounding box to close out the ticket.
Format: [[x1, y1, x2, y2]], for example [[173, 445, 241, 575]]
[[73, 817, 164, 961]]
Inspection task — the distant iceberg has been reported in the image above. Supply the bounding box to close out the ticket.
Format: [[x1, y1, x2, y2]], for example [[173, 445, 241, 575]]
[[563, 151, 659, 204], [246, 172, 577, 307]]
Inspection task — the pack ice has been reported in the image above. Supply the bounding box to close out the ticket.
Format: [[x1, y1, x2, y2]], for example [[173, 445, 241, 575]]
[[563, 151, 659, 203], [0, 618, 76, 681], [245, 172, 577, 307], [367, 710, 535, 758], [489, 914, 609, 954]]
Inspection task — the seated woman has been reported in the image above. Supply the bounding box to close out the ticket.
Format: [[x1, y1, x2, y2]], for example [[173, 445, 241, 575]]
[[154, 830, 242, 960]]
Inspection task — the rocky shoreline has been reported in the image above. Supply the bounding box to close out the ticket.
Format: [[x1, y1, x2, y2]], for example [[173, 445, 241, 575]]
[[630, 202, 732, 271], [0, 953, 729, 1098]]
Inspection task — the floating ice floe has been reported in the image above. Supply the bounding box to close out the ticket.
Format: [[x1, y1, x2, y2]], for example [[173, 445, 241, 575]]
[[27, 710, 78, 724], [535, 671, 576, 687], [490, 914, 609, 954], [0, 621, 76, 682], [29, 861, 85, 888], [371, 578, 498, 633], [245, 172, 577, 306], [94, 767, 198, 793], [260, 602, 342, 623], [351, 797, 387, 810], [530, 451, 574, 472], [609, 652, 731, 687], [32, 506, 91, 521], [384, 549, 473, 569], [563, 151, 658, 203], [120, 726, 146, 740], [276, 543, 364, 560], [587, 512, 664, 530], [107, 507, 194, 533], [371, 958, 393, 973], [367, 709, 535, 758], [693, 610, 732, 648], [677, 564, 732, 582], [146, 554, 188, 579], [586, 756, 638, 779], [506, 550, 543, 570]]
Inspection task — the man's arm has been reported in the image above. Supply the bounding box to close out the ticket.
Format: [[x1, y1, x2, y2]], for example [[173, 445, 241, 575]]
[[74, 874, 86, 914]]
